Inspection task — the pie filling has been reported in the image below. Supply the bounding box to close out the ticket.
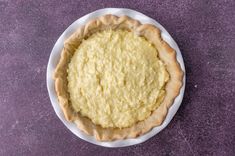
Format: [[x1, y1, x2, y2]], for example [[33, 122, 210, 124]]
[[67, 29, 169, 128]]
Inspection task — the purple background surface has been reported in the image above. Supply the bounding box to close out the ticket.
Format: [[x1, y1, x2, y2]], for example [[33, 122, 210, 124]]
[[0, 0, 234, 155]]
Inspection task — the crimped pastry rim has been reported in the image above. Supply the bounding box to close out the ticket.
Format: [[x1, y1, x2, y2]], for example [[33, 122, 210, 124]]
[[53, 14, 184, 141]]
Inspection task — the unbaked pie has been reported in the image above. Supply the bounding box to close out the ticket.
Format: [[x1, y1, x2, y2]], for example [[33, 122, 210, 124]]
[[54, 15, 183, 141]]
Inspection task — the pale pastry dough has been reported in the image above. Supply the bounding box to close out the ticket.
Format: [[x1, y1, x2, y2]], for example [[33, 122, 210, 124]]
[[54, 15, 183, 141]]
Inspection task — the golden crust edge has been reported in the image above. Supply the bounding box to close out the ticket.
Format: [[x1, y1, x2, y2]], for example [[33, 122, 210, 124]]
[[53, 14, 184, 141]]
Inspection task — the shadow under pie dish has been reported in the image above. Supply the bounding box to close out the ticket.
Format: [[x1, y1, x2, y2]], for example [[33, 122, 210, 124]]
[[53, 14, 184, 141]]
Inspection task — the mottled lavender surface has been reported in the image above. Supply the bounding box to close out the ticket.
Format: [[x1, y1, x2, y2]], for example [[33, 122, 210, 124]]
[[0, 0, 234, 155]]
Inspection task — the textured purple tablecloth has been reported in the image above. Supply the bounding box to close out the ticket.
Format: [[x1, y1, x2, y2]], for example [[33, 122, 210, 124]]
[[0, 0, 234, 155]]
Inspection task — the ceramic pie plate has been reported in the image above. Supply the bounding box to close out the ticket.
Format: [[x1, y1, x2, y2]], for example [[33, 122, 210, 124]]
[[47, 8, 186, 147]]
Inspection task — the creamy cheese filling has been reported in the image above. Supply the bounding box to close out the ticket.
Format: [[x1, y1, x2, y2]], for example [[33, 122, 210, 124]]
[[67, 29, 169, 128]]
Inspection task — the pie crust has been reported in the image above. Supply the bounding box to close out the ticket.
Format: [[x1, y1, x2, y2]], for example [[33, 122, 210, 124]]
[[53, 15, 183, 141]]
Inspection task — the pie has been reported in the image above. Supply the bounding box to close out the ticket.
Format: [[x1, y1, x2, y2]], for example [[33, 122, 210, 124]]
[[54, 15, 183, 141]]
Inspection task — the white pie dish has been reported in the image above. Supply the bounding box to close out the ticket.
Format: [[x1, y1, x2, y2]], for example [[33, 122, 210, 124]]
[[47, 8, 186, 147]]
